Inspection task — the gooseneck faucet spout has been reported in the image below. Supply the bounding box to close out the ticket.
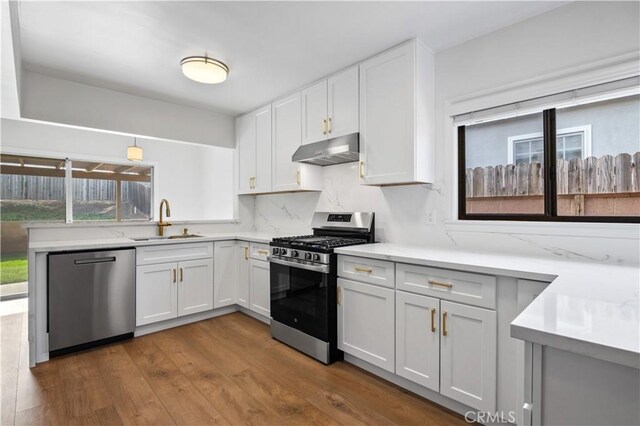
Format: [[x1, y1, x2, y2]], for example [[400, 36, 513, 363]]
[[158, 199, 172, 236]]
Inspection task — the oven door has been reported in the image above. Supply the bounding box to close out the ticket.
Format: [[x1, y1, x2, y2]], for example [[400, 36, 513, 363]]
[[269, 258, 331, 341]]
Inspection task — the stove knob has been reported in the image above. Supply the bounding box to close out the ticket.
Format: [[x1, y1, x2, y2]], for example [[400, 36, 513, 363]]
[[291, 250, 299, 258], [272, 247, 280, 255], [304, 252, 312, 261], [281, 249, 288, 256], [314, 254, 321, 261]]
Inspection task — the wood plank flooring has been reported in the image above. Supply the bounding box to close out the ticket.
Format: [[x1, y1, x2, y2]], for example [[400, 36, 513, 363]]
[[1, 311, 467, 425]]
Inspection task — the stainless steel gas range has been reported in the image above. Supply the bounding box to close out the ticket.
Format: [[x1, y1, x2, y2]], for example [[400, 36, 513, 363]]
[[268, 212, 375, 364]]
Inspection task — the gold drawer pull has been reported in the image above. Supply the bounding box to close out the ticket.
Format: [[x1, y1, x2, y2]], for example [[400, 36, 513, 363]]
[[180, 268, 184, 282], [359, 161, 365, 178], [296, 170, 301, 185], [337, 287, 342, 305], [322, 119, 327, 135], [244, 247, 249, 260], [257, 249, 269, 255], [172, 269, 176, 283], [354, 266, 373, 273], [442, 311, 448, 336], [327, 117, 332, 133], [430, 308, 436, 333], [428, 279, 453, 289]]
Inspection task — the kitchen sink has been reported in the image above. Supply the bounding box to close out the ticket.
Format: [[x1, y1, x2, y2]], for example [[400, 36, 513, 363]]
[[131, 234, 203, 241]]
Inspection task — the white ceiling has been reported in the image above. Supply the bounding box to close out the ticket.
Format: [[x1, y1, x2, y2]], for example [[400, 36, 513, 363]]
[[17, 1, 568, 116]]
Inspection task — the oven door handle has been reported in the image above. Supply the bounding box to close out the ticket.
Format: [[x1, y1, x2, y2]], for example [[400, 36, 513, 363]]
[[267, 256, 330, 274]]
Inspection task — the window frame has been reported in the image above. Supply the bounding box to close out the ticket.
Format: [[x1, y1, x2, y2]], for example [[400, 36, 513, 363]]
[[507, 125, 592, 164], [458, 108, 639, 224], [0, 152, 156, 224]]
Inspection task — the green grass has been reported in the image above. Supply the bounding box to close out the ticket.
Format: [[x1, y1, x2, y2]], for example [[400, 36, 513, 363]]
[[0, 254, 28, 284], [1, 200, 116, 222]]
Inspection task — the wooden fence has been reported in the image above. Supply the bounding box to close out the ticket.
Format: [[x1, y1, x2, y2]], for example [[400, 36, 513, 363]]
[[466, 152, 640, 198], [0, 175, 151, 214]]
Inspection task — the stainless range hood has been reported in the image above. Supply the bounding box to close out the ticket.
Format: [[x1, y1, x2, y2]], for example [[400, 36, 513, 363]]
[[291, 133, 359, 166]]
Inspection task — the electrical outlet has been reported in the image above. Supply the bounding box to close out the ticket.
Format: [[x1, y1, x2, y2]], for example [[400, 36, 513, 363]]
[[426, 209, 436, 225]]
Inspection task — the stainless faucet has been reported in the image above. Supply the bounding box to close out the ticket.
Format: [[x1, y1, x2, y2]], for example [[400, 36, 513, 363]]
[[158, 199, 172, 236]]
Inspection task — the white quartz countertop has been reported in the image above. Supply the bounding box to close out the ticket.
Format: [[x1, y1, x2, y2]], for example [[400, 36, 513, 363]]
[[29, 231, 275, 253], [335, 243, 640, 369]]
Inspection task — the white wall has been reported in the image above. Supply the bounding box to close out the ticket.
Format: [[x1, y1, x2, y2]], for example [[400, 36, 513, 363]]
[[20, 71, 235, 148], [252, 2, 640, 264], [1, 118, 237, 221]]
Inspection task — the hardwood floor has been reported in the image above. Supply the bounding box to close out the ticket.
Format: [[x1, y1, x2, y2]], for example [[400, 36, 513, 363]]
[[1, 311, 467, 425]]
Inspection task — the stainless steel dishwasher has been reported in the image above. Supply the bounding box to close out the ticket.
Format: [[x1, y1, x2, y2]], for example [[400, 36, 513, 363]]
[[48, 248, 136, 355]]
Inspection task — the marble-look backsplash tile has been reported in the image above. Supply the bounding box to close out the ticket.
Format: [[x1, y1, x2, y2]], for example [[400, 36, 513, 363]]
[[254, 163, 640, 265]]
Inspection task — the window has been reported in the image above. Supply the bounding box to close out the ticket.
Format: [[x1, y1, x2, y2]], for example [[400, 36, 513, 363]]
[[508, 126, 592, 165], [457, 80, 639, 223], [0, 154, 153, 223]]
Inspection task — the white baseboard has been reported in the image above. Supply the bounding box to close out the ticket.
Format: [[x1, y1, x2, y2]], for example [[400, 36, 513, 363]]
[[134, 305, 238, 337], [343, 354, 476, 421], [237, 306, 271, 325]]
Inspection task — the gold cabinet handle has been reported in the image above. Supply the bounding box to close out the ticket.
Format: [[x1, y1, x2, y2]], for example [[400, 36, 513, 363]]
[[428, 279, 453, 289], [172, 269, 176, 283], [322, 119, 327, 135], [244, 246, 249, 260], [354, 266, 373, 273], [442, 311, 448, 336], [337, 286, 342, 305], [296, 170, 301, 185], [257, 249, 269, 255], [359, 160, 365, 178], [180, 268, 184, 282], [430, 308, 436, 333], [327, 117, 332, 133]]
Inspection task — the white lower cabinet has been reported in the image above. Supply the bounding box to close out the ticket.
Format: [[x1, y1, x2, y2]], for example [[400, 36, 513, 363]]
[[136, 263, 178, 326], [136, 257, 213, 326], [249, 259, 270, 317], [178, 258, 214, 316], [236, 242, 250, 309], [337, 278, 395, 372], [395, 291, 440, 391], [213, 241, 237, 309], [440, 300, 497, 412]]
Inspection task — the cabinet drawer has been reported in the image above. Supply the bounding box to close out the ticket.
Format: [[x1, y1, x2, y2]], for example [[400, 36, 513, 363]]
[[396, 263, 496, 309], [250, 243, 271, 261], [338, 255, 394, 288], [136, 242, 213, 266]]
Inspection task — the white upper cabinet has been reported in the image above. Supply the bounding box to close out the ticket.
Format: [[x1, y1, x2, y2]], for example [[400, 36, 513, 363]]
[[272, 92, 321, 192], [359, 40, 434, 186], [237, 113, 255, 195], [237, 104, 272, 195], [327, 66, 359, 139], [301, 80, 328, 144], [302, 66, 359, 145]]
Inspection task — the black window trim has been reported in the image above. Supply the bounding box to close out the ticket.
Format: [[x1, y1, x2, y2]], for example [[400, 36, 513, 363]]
[[457, 108, 640, 224]]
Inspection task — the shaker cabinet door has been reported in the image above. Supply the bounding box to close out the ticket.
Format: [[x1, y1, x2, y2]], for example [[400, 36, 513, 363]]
[[440, 300, 497, 412], [396, 291, 440, 392], [337, 278, 395, 372]]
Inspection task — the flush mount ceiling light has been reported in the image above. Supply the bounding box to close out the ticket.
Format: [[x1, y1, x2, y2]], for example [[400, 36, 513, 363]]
[[180, 56, 229, 84], [127, 137, 143, 162]]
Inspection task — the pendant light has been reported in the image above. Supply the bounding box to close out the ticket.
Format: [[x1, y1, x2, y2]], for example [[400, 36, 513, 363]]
[[180, 56, 229, 84], [127, 137, 143, 162]]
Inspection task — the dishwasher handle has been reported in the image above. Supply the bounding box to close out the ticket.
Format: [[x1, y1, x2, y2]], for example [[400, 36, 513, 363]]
[[74, 256, 117, 265]]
